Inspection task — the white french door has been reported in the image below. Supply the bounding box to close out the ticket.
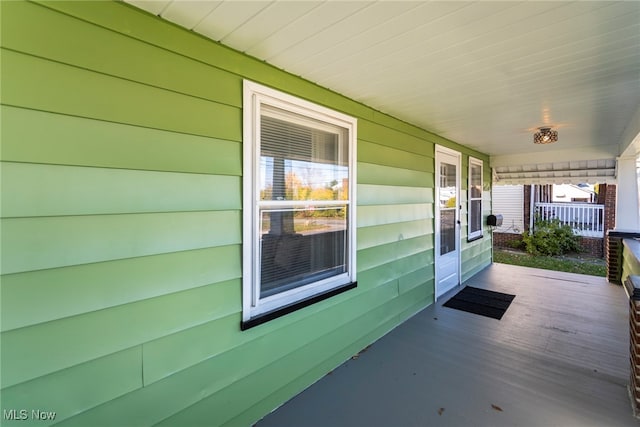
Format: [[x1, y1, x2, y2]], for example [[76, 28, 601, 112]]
[[435, 145, 461, 298]]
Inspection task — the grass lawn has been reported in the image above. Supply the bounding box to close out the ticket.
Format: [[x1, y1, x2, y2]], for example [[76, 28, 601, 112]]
[[493, 248, 606, 277]]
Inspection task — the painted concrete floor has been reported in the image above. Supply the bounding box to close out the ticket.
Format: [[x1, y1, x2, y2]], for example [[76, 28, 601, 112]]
[[258, 263, 639, 427]]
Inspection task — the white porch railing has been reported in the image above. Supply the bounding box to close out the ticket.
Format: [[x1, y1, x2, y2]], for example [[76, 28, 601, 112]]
[[534, 202, 604, 238]]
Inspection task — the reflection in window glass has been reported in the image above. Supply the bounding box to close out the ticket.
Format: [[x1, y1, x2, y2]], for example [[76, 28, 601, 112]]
[[468, 158, 483, 239], [439, 161, 457, 255], [258, 108, 351, 299], [470, 199, 482, 234], [260, 113, 348, 202], [440, 210, 456, 255], [260, 206, 347, 298], [471, 164, 482, 199], [439, 163, 457, 208]]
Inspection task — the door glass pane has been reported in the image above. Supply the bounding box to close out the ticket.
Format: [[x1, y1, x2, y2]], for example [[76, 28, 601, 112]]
[[439, 163, 457, 208], [440, 209, 456, 255], [439, 162, 457, 255]]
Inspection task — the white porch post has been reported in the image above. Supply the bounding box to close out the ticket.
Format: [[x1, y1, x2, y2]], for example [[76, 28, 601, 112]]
[[616, 155, 640, 231]]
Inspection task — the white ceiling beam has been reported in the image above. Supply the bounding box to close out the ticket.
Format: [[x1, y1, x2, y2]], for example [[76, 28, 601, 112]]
[[495, 176, 617, 185], [490, 145, 617, 169], [496, 168, 615, 178]]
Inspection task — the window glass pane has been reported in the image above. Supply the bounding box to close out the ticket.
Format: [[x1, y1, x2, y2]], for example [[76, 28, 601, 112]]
[[470, 199, 482, 234], [260, 206, 348, 298], [470, 164, 482, 198], [260, 112, 348, 202]]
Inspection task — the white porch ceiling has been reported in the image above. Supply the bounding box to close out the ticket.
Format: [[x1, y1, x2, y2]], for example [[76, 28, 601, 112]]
[[126, 0, 640, 184]]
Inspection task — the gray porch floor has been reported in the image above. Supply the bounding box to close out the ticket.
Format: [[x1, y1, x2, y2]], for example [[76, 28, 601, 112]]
[[258, 263, 639, 427]]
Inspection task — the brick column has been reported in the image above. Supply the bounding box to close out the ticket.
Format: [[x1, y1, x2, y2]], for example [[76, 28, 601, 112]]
[[608, 232, 640, 283], [604, 185, 618, 280], [609, 232, 624, 283], [624, 275, 640, 417], [604, 184, 617, 233], [597, 183, 607, 205]]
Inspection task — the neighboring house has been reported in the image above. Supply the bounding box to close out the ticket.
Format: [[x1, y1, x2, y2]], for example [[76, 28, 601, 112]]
[[552, 184, 596, 203], [492, 184, 611, 256], [491, 185, 525, 235], [0, 2, 492, 426], [492, 184, 553, 235]]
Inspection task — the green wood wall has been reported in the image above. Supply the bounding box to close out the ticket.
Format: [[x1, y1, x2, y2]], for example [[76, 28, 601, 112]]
[[0, 1, 491, 426]]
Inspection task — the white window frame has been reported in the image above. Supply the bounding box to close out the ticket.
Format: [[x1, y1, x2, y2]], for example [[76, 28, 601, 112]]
[[242, 80, 357, 324], [468, 156, 484, 241]]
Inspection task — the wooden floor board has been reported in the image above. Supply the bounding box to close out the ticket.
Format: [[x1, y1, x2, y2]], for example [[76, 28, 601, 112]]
[[257, 263, 638, 427]]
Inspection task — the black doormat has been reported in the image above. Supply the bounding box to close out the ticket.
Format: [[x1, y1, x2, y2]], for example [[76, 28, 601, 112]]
[[443, 286, 515, 320]]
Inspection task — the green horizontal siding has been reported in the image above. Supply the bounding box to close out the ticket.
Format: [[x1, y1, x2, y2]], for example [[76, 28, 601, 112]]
[[2, 106, 242, 174], [358, 140, 432, 172], [1, 245, 241, 332], [0, 1, 491, 426], [144, 280, 401, 391], [358, 235, 433, 272], [1, 162, 241, 217], [358, 203, 432, 227], [358, 251, 435, 292], [1, 278, 240, 388], [359, 120, 438, 158], [2, 211, 241, 274], [2, 0, 241, 108], [358, 184, 434, 206], [0, 347, 142, 427], [2, 49, 241, 141], [463, 238, 492, 260], [358, 162, 434, 187], [142, 314, 246, 386], [463, 255, 492, 282], [399, 266, 435, 294], [357, 219, 433, 250]]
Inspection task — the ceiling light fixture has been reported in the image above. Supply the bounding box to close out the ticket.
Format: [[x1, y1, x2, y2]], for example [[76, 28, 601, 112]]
[[533, 127, 558, 144]]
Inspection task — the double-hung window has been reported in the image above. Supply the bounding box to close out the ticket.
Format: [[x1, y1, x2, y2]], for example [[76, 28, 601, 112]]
[[242, 81, 357, 328], [468, 157, 483, 241]]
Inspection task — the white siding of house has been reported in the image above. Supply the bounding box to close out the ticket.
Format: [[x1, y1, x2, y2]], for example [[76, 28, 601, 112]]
[[552, 184, 595, 202], [492, 185, 524, 234]]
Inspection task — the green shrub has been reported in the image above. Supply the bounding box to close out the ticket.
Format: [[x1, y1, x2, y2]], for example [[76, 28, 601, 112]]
[[521, 218, 580, 256]]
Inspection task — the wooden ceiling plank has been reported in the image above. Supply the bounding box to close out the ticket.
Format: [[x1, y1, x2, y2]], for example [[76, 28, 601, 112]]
[[193, 1, 272, 42], [160, 0, 221, 29]]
